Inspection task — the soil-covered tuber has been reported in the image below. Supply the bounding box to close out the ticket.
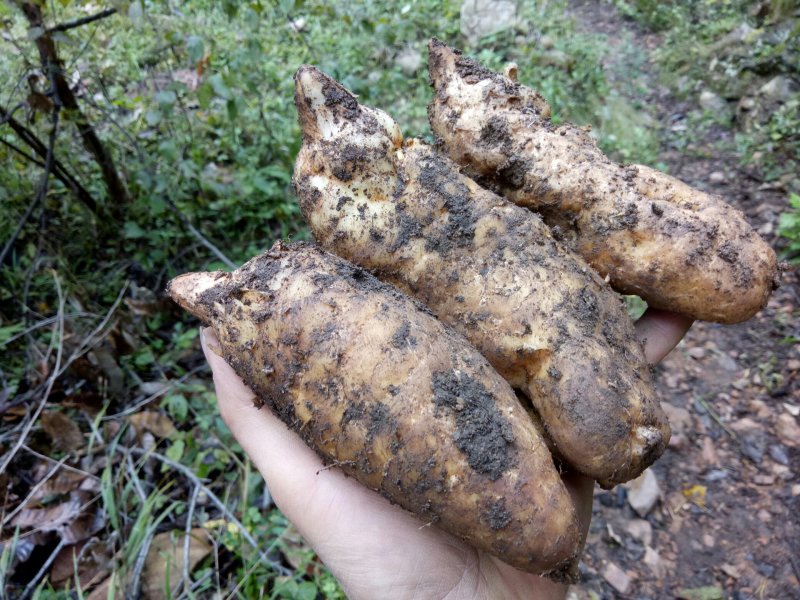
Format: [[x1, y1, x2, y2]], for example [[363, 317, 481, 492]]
[[292, 65, 668, 487], [427, 40, 780, 324], [167, 241, 581, 578]]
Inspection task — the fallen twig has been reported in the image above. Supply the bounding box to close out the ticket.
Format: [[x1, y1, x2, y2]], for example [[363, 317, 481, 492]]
[[19, 539, 66, 600], [127, 448, 292, 576]]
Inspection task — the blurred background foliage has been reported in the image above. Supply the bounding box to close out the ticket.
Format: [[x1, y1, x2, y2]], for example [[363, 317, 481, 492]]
[[0, 0, 797, 597]]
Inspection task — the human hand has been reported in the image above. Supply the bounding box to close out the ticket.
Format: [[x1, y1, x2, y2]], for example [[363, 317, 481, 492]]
[[202, 307, 691, 600]]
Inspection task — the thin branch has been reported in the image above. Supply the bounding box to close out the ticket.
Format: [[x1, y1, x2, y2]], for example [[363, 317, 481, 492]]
[[22, 445, 100, 479], [0, 106, 98, 214], [103, 364, 208, 420], [127, 448, 292, 576], [0, 137, 46, 167], [164, 196, 237, 270], [0, 455, 71, 527], [20, 539, 67, 600], [177, 485, 201, 597], [0, 102, 26, 126], [47, 7, 118, 34], [0, 100, 59, 267]]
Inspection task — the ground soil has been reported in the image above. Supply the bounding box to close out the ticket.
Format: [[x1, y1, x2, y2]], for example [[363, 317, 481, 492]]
[[566, 2, 800, 599]]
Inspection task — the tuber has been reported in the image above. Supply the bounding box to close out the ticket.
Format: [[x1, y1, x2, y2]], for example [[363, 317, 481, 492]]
[[427, 39, 779, 324], [167, 241, 581, 578], [292, 65, 668, 487]]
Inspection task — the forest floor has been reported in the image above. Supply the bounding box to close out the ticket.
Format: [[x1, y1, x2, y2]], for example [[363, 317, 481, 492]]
[[567, 2, 800, 599]]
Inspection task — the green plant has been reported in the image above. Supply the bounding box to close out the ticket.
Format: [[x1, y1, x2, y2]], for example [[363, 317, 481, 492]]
[[778, 193, 800, 263]]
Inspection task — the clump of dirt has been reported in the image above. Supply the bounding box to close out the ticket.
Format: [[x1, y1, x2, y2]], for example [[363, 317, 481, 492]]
[[431, 370, 516, 481]]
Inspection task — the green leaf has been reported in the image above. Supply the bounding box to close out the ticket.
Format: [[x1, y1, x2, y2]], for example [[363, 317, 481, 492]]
[[296, 582, 318, 600], [197, 81, 214, 109], [678, 587, 724, 600], [226, 98, 238, 120], [165, 438, 185, 463], [124, 221, 146, 239], [128, 1, 144, 23], [144, 109, 161, 126], [0, 323, 25, 346], [187, 36, 205, 64], [163, 393, 189, 423], [209, 74, 233, 100], [154, 90, 177, 109]]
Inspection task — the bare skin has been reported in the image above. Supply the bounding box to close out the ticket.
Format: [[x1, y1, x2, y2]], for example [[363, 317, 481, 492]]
[[201, 308, 691, 599]]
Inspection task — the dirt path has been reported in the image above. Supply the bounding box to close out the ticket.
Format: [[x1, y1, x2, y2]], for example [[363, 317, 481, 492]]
[[566, 2, 800, 598]]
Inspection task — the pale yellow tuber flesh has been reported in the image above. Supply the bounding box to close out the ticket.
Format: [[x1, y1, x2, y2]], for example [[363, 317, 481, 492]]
[[167, 241, 580, 578], [427, 39, 779, 324], [292, 65, 668, 488]]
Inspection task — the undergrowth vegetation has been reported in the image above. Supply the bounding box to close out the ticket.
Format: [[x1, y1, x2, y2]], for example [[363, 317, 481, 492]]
[[0, 1, 658, 597]]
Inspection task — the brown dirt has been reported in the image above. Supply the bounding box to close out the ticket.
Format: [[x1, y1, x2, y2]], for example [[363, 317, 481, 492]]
[[566, 2, 800, 598]]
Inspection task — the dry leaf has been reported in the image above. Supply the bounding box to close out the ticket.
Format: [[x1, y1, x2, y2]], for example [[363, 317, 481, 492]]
[[41, 410, 84, 453], [142, 528, 212, 599], [30, 464, 98, 501], [11, 489, 101, 544], [128, 410, 176, 439], [49, 538, 112, 590]]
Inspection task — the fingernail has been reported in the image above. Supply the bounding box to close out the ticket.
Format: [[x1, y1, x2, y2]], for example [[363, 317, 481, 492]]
[[200, 327, 223, 357]]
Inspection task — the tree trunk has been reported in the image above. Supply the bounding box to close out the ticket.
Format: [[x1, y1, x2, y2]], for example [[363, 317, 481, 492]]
[[19, 1, 131, 223]]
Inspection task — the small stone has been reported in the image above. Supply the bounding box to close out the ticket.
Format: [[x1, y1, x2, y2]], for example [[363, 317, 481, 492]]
[[644, 546, 665, 578], [740, 436, 765, 464], [753, 474, 775, 486], [460, 0, 518, 44], [603, 561, 631, 595], [699, 90, 727, 112], [701, 437, 719, 466], [730, 417, 759, 433], [757, 509, 771, 522], [708, 171, 725, 184], [783, 402, 800, 417], [394, 46, 422, 76], [732, 378, 748, 390], [705, 469, 728, 482], [771, 464, 790, 477], [769, 444, 789, 465], [662, 403, 692, 435], [688, 347, 706, 360], [626, 519, 653, 546], [776, 413, 800, 447], [716, 354, 739, 372], [791, 484, 800, 496], [758, 221, 774, 236], [702, 534, 715, 547], [605, 523, 623, 546], [757, 562, 775, 577], [669, 433, 688, 450], [626, 469, 661, 517], [759, 75, 798, 103], [721, 563, 741, 579]]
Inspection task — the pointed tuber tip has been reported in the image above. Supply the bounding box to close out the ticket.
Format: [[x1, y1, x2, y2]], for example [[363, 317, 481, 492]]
[[427, 38, 458, 88], [167, 270, 230, 324]]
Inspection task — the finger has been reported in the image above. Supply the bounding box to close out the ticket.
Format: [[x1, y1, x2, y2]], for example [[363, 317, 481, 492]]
[[634, 307, 693, 364], [199, 327, 477, 598]]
